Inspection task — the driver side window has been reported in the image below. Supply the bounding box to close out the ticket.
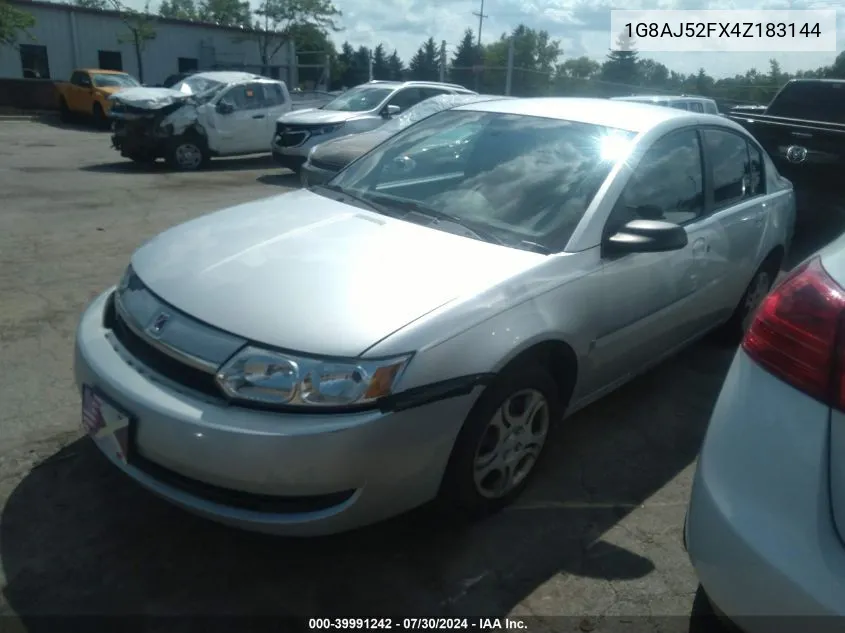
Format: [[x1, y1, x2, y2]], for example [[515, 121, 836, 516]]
[[387, 88, 424, 112], [220, 83, 265, 111], [608, 129, 704, 233]]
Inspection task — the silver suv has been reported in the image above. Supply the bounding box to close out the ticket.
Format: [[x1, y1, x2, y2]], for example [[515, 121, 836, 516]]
[[611, 95, 720, 115], [272, 80, 476, 172]]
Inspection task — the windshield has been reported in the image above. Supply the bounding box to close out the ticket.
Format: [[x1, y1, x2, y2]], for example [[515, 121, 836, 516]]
[[174, 76, 225, 98], [321, 86, 394, 112], [326, 110, 635, 253], [92, 73, 139, 88]]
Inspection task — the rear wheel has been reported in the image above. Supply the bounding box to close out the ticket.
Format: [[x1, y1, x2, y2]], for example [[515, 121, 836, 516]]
[[720, 254, 781, 342], [165, 136, 209, 171], [437, 363, 561, 520], [59, 97, 71, 123]]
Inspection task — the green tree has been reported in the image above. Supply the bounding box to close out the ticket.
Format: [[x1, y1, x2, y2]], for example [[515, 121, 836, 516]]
[[252, 0, 341, 70], [336, 40, 356, 87], [408, 37, 439, 81], [197, 0, 250, 25], [288, 23, 335, 88], [602, 30, 638, 84], [73, 0, 108, 8], [159, 0, 198, 20], [386, 48, 404, 81], [0, 0, 35, 47], [449, 28, 476, 89], [371, 43, 389, 80], [103, 0, 156, 83], [353, 45, 370, 80]]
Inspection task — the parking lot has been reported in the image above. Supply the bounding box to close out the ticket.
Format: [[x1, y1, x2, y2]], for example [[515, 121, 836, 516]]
[[0, 118, 842, 628]]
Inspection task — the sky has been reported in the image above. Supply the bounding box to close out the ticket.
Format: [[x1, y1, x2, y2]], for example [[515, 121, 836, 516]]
[[331, 0, 844, 78], [122, 0, 845, 79]]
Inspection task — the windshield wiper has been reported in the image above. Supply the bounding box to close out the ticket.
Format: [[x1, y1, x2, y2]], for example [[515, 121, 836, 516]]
[[365, 194, 505, 246], [312, 184, 401, 217]]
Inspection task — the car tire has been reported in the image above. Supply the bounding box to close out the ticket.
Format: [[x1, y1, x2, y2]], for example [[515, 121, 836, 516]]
[[690, 586, 739, 632], [127, 153, 156, 166], [92, 102, 108, 129], [720, 254, 781, 342], [59, 97, 71, 123], [437, 362, 561, 520], [165, 135, 210, 171]]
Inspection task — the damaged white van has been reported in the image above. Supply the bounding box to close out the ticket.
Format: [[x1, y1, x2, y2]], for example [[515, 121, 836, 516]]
[[108, 71, 291, 170]]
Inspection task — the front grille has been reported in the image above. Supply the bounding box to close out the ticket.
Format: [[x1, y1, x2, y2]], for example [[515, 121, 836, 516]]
[[129, 452, 356, 514], [106, 295, 222, 399]]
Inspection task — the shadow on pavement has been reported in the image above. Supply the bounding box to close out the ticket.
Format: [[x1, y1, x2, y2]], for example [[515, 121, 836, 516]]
[[81, 154, 280, 174], [34, 113, 109, 133]]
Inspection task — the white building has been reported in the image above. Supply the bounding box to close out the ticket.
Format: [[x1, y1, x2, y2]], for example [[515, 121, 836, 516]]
[[1, 0, 298, 87]]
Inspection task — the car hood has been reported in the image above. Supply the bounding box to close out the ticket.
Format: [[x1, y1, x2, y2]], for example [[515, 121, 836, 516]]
[[130, 189, 542, 358], [109, 86, 188, 110], [277, 109, 369, 125], [310, 129, 393, 169]]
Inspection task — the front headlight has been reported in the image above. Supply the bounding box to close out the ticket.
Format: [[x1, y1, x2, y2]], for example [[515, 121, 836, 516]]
[[215, 346, 411, 409], [313, 122, 344, 136]]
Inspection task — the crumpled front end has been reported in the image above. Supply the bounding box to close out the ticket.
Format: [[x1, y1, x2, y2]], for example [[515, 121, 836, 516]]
[[110, 95, 199, 162]]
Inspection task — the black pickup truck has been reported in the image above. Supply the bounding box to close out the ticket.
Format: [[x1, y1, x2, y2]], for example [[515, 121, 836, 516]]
[[727, 79, 845, 196]]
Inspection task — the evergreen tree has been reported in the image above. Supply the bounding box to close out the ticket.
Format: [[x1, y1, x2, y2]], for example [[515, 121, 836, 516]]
[[602, 31, 639, 84], [386, 49, 404, 81], [450, 28, 476, 89]]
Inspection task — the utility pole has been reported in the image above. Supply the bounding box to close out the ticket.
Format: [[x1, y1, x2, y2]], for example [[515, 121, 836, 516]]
[[505, 37, 514, 95], [368, 52, 374, 81], [472, 0, 488, 91], [439, 40, 447, 82]]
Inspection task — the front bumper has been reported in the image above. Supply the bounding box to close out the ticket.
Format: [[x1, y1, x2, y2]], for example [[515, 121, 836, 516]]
[[687, 350, 845, 629], [272, 151, 306, 173], [74, 290, 478, 536], [111, 124, 165, 160]]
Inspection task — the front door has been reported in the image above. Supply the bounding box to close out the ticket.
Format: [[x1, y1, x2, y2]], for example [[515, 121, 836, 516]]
[[586, 128, 718, 395], [211, 83, 273, 155]]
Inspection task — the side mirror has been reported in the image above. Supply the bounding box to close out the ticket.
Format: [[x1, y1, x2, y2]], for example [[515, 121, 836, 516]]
[[603, 219, 688, 256], [383, 104, 401, 118], [216, 101, 234, 115]]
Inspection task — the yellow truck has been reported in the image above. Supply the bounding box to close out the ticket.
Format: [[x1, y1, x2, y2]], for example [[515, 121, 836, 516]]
[[57, 69, 141, 125]]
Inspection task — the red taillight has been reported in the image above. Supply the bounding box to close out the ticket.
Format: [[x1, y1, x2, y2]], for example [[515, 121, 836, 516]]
[[742, 257, 845, 409]]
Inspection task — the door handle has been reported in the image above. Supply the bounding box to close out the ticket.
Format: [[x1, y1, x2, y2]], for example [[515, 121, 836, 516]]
[[252, 114, 266, 119], [692, 238, 706, 255]]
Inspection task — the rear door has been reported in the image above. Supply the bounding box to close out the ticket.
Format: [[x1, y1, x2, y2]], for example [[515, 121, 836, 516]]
[[699, 127, 769, 318]]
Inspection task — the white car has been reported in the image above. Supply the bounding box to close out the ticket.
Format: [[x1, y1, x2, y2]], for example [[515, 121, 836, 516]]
[[686, 235, 845, 627], [109, 71, 292, 170]]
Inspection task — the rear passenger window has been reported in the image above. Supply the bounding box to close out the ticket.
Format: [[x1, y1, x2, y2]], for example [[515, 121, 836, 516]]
[[611, 129, 704, 228], [264, 84, 286, 106], [747, 142, 765, 197], [689, 102, 704, 113], [702, 129, 751, 209]]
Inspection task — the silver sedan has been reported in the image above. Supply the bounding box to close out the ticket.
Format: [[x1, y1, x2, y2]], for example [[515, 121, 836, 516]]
[[74, 97, 794, 536]]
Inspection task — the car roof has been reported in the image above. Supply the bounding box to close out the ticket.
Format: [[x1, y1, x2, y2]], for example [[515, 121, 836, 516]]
[[189, 71, 271, 84], [81, 69, 130, 74], [612, 95, 714, 103], [454, 97, 696, 133]]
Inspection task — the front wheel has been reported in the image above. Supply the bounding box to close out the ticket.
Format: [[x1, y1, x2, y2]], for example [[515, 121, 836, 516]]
[[437, 363, 561, 520], [92, 102, 108, 129], [165, 137, 209, 171], [59, 97, 71, 123]]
